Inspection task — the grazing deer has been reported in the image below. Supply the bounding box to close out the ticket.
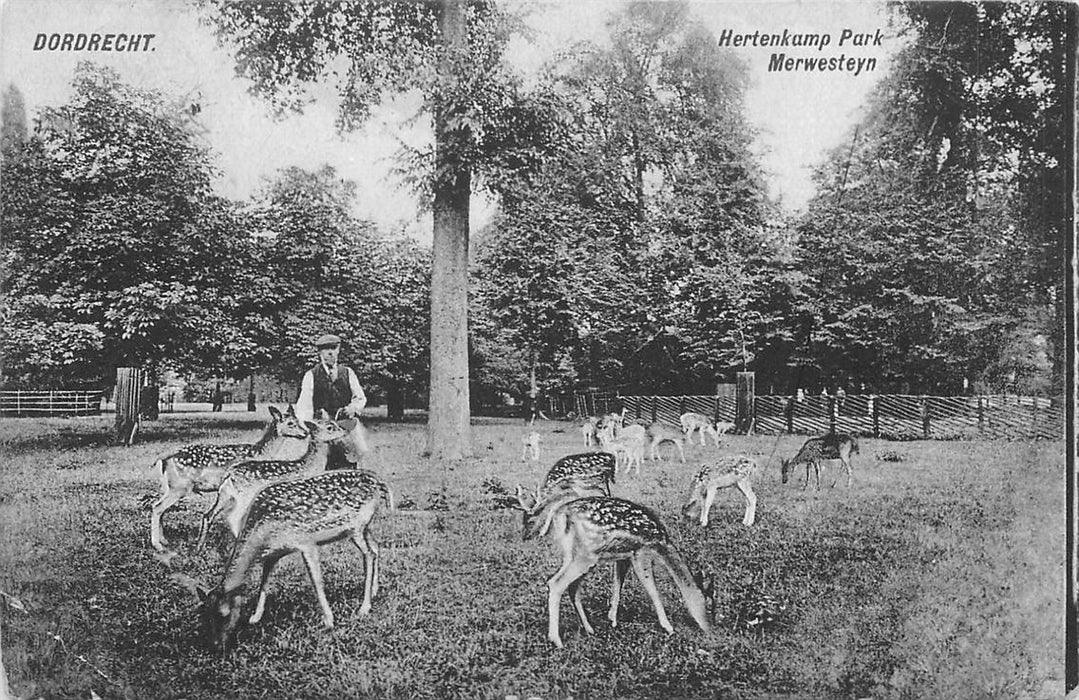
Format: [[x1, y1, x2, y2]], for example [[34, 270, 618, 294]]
[[150, 406, 310, 552], [193, 469, 394, 652], [679, 412, 733, 446], [598, 428, 646, 475], [512, 492, 713, 648], [646, 422, 687, 463], [682, 456, 760, 527], [538, 452, 617, 500], [781, 433, 859, 490], [195, 417, 368, 549]]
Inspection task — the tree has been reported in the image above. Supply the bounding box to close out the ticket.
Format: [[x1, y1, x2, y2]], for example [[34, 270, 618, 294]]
[[473, 1, 776, 395], [1, 63, 258, 389], [794, 2, 1073, 394], [201, 0, 520, 460]]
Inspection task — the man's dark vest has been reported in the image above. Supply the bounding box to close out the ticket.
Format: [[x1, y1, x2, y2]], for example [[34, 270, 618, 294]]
[[312, 364, 354, 418]]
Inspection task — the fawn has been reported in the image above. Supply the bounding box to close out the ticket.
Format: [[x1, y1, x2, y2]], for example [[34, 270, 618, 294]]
[[682, 456, 760, 527], [150, 405, 310, 552], [646, 422, 687, 463], [540, 452, 616, 498], [194, 469, 394, 652], [580, 416, 600, 447], [513, 492, 714, 648], [679, 412, 733, 447], [598, 427, 646, 475], [781, 433, 859, 490], [194, 417, 368, 549]]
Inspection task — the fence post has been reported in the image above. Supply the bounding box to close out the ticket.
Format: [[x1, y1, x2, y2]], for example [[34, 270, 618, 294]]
[[977, 396, 985, 433], [114, 367, 143, 446], [651, 396, 658, 424], [920, 396, 930, 438], [735, 372, 755, 435], [679, 396, 686, 420], [828, 396, 837, 434], [871, 396, 880, 438], [785, 396, 794, 434]]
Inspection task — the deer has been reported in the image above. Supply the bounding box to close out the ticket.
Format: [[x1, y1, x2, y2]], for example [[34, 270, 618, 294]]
[[189, 469, 394, 652], [150, 405, 310, 552], [511, 491, 714, 648], [194, 417, 369, 550], [682, 455, 760, 527], [534, 451, 617, 501], [646, 422, 687, 463], [597, 427, 646, 475], [679, 412, 733, 447], [781, 432, 860, 490], [580, 416, 600, 447]]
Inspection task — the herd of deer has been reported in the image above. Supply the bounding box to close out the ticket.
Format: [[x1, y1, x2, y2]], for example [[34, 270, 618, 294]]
[[148, 406, 858, 652]]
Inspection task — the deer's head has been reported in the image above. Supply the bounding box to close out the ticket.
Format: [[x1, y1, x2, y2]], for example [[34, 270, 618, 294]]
[[197, 584, 246, 654], [269, 405, 310, 440], [780, 458, 792, 484]]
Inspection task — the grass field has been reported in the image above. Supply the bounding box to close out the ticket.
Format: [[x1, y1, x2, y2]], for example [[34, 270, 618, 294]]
[[0, 408, 1065, 699]]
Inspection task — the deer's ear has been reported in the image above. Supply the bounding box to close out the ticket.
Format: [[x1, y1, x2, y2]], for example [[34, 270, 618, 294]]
[[285, 405, 297, 417], [268, 406, 283, 421], [304, 421, 319, 433]]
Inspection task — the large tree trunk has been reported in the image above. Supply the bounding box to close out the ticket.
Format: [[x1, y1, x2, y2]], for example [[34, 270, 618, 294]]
[[426, 0, 472, 460]]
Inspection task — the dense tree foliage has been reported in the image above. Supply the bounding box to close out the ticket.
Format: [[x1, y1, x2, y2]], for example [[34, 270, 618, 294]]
[[1, 65, 430, 404], [1, 64, 253, 387], [795, 2, 1071, 394], [473, 1, 781, 399]]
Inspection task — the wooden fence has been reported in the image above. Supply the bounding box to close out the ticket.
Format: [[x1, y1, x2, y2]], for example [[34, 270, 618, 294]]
[[573, 391, 1065, 441], [0, 390, 105, 417]]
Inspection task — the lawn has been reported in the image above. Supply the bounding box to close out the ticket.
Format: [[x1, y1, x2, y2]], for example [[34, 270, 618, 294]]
[[0, 408, 1065, 699]]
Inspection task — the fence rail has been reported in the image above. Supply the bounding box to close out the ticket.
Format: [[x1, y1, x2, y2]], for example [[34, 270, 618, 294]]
[[571, 391, 1064, 441], [0, 390, 105, 417]]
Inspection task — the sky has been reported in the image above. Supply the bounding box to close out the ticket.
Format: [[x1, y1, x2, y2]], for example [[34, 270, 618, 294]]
[[1, 0, 903, 239]]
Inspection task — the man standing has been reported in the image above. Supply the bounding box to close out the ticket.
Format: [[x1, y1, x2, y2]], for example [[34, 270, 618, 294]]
[[296, 333, 368, 468]]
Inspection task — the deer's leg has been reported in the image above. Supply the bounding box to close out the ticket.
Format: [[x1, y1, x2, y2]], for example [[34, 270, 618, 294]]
[[675, 440, 686, 463], [814, 461, 822, 490], [802, 462, 810, 491], [700, 486, 718, 527], [349, 528, 379, 615], [196, 489, 232, 551], [567, 574, 594, 635], [249, 553, 285, 624], [631, 553, 673, 635], [298, 545, 335, 628], [150, 486, 186, 551], [608, 559, 631, 627], [737, 479, 757, 526], [547, 555, 595, 648]]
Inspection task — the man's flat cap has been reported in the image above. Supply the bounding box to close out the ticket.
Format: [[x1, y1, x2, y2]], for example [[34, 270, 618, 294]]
[[315, 334, 342, 348]]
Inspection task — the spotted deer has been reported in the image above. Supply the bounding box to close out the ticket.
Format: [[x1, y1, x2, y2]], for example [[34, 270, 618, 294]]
[[597, 426, 646, 475], [781, 433, 859, 490], [512, 492, 714, 648], [194, 417, 369, 549], [682, 456, 760, 527], [646, 422, 687, 463], [679, 412, 733, 446], [540, 452, 616, 498], [192, 469, 394, 652], [150, 405, 310, 552]]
